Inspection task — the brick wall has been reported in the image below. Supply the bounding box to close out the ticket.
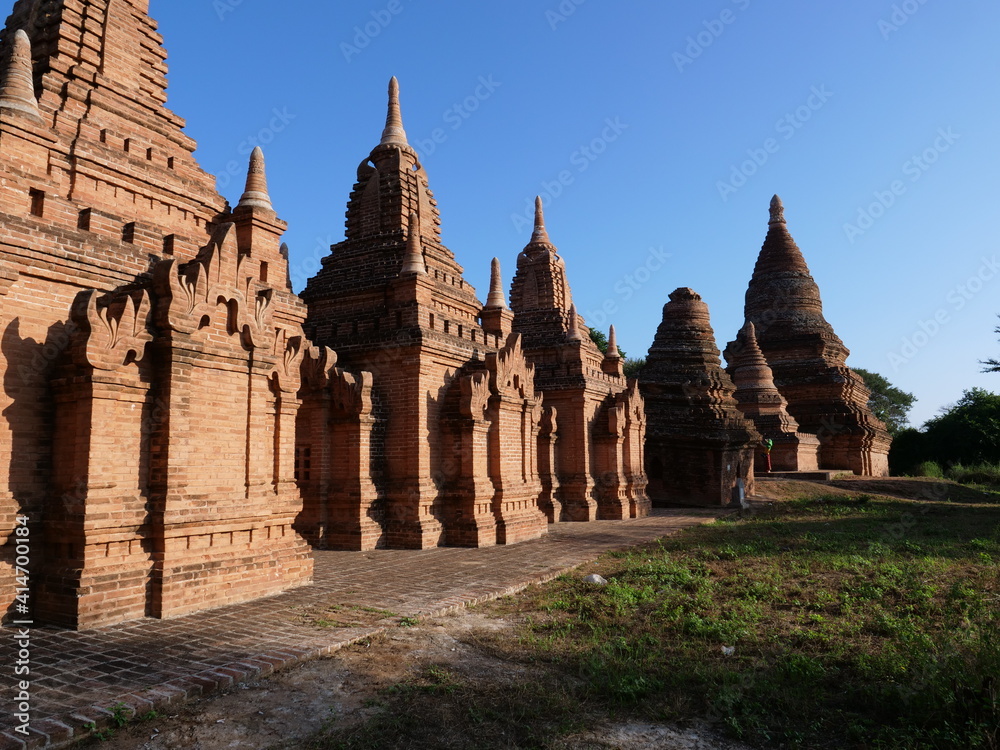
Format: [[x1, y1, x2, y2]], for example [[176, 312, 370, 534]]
[[0, 1, 313, 627]]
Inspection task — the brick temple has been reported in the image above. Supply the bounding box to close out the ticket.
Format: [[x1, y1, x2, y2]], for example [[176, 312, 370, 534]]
[[639, 288, 759, 507], [508, 199, 649, 523], [0, 1, 885, 630], [724, 197, 891, 477], [299, 77, 552, 551]]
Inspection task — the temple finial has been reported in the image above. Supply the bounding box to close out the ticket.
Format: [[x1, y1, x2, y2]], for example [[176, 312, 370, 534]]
[[486, 257, 507, 309], [237, 147, 273, 210], [380, 76, 409, 147], [0, 30, 40, 118], [739, 320, 764, 356], [278, 242, 292, 289], [769, 195, 786, 225], [566, 304, 583, 341], [400, 212, 426, 275], [606, 325, 621, 359], [529, 196, 552, 246]]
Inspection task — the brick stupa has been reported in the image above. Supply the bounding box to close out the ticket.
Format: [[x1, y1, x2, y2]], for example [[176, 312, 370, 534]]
[[727, 321, 820, 472], [639, 288, 759, 506], [726, 196, 890, 475], [509, 198, 649, 521], [302, 79, 548, 549]]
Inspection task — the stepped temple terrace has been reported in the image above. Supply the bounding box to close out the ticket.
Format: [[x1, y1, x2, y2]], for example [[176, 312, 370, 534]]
[[0, 0, 889, 629]]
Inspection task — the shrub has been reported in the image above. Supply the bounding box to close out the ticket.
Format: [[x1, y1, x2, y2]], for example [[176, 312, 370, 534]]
[[915, 460, 944, 478], [947, 463, 1000, 489]]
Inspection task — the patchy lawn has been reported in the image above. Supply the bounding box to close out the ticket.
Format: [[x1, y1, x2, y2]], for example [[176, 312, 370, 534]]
[[303, 482, 999, 749]]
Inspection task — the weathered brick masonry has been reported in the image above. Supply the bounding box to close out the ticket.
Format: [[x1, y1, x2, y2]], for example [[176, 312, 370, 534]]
[[300, 79, 549, 551], [727, 320, 820, 473], [724, 197, 890, 476], [639, 288, 759, 507], [508, 199, 649, 523], [0, 0, 311, 628], [0, 2, 886, 631]]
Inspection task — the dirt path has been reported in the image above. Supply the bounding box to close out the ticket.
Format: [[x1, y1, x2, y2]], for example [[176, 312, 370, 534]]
[[87, 609, 750, 750]]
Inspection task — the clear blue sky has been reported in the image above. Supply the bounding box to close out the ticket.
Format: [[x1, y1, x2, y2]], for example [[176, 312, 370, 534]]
[[152, 0, 1000, 429]]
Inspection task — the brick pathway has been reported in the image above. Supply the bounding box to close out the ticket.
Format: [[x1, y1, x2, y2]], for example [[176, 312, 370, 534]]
[[0, 509, 720, 749]]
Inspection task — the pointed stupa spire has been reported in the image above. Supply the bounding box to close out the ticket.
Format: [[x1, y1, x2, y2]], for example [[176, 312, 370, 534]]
[[742, 194, 829, 340], [566, 304, 583, 341], [769, 195, 786, 225], [736, 321, 766, 365], [529, 196, 553, 246], [606, 325, 621, 359], [728, 319, 809, 442], [730, 321, 773, 386], [0, 30, 40, 118], [380, 76, 409, 147], [400, 212, 426, 275], [727, 321, 784, 402], [237, 147, 273, 210], [485, 257, 507, 309]]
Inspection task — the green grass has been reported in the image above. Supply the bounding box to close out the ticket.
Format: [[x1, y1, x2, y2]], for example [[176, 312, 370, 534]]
[[499, 493, 1000, 749], [299, 488, 1000, 750], [948, 463, 1000, 491]]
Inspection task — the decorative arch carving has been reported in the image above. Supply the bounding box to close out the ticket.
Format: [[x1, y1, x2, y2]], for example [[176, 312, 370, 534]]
[[330, 368, 374, 418], [620, 379, 646, 430], [460, 371, 490, 420], [74, 288, 153, 371], [153, 222, 274, 348], [270, 328, 306, 394], [540, 405, 558, 437], [301, 345, 338, 390], [487, 333, 536, 400]]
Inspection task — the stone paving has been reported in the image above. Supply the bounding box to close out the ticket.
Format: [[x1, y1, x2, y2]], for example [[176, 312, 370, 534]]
[[0, 509, 721, 749]]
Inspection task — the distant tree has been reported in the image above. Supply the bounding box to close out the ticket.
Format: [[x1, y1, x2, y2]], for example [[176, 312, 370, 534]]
[[890, 388, 1000, 474], [887, 427, 926, 475], [921, 388, 1000, 466], [980, 317, 1000, 372], [623, 358, 646, 378], [588, 327, 625, 358], [853, 368, 916, 436]]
